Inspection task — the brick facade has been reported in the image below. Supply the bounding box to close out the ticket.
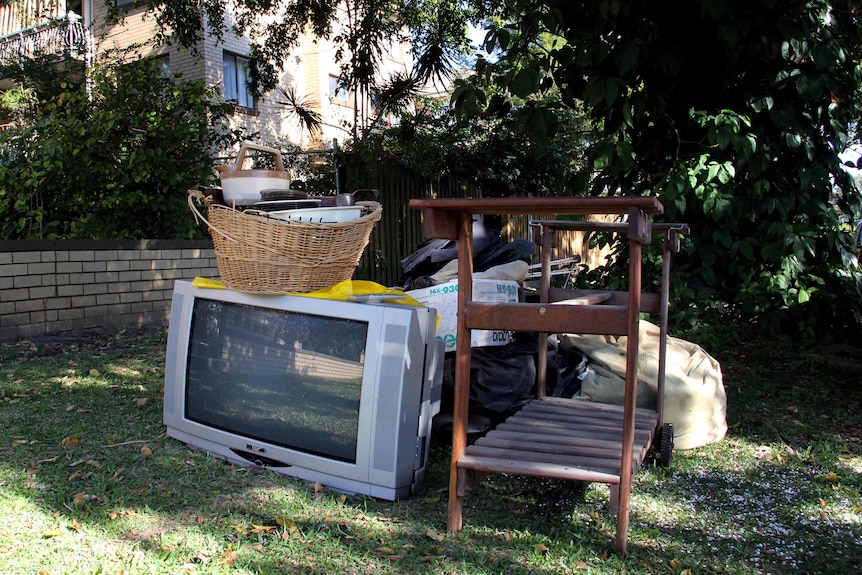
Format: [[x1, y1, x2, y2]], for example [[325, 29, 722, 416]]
[[0, 239, 219, 342]]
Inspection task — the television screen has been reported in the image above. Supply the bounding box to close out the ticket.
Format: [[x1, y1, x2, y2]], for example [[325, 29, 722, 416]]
[[186, 299, 368, 463]]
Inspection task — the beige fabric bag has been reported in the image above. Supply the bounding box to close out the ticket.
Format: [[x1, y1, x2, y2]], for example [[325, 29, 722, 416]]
[[559, 320, 727, 450]]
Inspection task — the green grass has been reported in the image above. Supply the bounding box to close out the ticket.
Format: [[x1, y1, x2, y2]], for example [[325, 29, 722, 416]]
[[0, 330, 860, 574]]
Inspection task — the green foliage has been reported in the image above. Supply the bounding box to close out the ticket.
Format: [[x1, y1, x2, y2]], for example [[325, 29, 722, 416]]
[[97, 0, 862, 339], [349, 94, 591, 196], [0, 56, 242, 239], [145, 0, 480, 142], [472, 0, 862, 340]]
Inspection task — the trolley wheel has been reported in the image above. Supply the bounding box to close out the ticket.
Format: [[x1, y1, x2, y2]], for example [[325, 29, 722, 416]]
[[659, 422, 674, 467]]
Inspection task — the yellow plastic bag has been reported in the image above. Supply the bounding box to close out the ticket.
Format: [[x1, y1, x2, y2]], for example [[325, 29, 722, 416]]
[[191, 277, 425, 308]]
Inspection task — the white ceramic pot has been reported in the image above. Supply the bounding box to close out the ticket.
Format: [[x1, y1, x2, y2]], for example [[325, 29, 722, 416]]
[[216, 141, 291, 205]]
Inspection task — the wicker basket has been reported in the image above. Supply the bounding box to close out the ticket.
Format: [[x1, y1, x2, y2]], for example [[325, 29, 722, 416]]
[[188, 190, 382, 294]]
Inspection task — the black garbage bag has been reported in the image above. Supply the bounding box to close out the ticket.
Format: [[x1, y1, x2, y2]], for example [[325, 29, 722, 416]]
[[399, 218, 534, 290], [547, 344, 589, 398], [438, 334, 538, 422]]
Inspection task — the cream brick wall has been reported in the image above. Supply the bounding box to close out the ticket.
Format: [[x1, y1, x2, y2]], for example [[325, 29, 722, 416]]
[[0, 240, 219, 342]]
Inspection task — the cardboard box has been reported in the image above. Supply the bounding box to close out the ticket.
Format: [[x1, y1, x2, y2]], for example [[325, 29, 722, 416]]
[[407, 279, 519, 351]]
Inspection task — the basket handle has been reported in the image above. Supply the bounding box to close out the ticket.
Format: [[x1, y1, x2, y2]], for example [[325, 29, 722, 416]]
[[235, 140, 285, 172], [187, 189, 241, 245]]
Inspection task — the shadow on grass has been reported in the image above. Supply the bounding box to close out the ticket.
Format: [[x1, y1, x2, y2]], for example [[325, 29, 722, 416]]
[[1, 332, 860, 574]]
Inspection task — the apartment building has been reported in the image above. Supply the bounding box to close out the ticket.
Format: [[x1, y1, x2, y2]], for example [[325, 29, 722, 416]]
[[0, 1, 411, 149]]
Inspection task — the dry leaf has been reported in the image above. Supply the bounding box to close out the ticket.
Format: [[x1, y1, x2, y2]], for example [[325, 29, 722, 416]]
[[426, 529, 446, 542], [61, 435, 80, 447], [311, 481, 327, 493], [140, 445, 153, 456], [249, 524, 276, 534], [42, 529, 63, 538], [217, 548, 237, 565]]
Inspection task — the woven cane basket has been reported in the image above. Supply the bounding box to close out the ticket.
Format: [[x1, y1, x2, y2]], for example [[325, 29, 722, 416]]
[[188, 190, 382, 294]]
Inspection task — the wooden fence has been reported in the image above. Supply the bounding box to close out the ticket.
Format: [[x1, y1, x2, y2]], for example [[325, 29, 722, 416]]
[[346, 161, 614, 288], [346, 161, 482, 287]]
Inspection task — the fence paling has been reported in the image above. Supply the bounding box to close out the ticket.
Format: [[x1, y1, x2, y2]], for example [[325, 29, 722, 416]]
[[347, 162, 612, 288]]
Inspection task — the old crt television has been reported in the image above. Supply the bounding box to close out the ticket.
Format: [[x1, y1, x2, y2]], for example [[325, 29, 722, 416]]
[[163, 279, 444, 500]]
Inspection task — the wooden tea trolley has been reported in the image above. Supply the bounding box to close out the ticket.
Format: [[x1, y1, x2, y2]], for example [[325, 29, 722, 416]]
[[409, 196, 687, 555]]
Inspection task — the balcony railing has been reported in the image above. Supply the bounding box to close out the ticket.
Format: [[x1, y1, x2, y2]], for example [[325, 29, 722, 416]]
[[0, 11, 91, 66]]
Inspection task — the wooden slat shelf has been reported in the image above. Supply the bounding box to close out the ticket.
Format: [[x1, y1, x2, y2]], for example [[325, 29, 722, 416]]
[[408, 196, 686, 557], [462, 398, 659, 482]]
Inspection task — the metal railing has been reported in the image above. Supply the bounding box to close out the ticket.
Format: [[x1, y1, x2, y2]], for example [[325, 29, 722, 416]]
[[0, 11, 91, 66]]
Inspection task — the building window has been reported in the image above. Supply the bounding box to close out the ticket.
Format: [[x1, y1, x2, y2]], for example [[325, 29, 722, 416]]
[[223, 53, 255, 109], [152, 55, 170, 78], [329, 75, 349, 101]]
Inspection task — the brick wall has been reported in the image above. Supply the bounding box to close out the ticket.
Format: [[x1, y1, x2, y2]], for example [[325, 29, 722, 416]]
[[0, 239, 219, 342]]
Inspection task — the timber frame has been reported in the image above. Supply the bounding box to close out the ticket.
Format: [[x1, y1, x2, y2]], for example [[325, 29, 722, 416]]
[[409, 196, 688, 556]]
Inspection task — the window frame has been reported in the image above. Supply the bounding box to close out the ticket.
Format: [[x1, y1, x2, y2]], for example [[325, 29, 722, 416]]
[[223, 52, 256, 112]]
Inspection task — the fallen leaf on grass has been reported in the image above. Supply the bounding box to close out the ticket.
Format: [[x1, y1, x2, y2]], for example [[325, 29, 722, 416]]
[[140, 445, 153, 456], [42, 529, 64, 538], [418, 555, 438, 562], [310, 481, 327, 493], [426, 529, 445, 542], [61, 435, 81, 447], [217, 548, 237, 565]]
